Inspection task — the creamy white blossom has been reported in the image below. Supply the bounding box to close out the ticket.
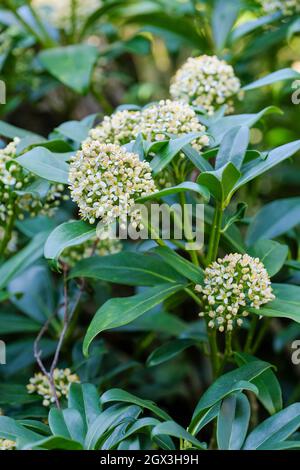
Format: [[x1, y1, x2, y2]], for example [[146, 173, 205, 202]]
[[27, 369, 80, 407], [0, 439, 16, 451], [139, 100, 209, 150], [31, 0, 100, 30], [88, 109, 142, 146], [0, 138, 66, 225], [195, 253, 275, 332], [170, 55, 241, 115], [61, 235, 122, 267], [258, 0, 300, 15], [69, 142, 157, 228]]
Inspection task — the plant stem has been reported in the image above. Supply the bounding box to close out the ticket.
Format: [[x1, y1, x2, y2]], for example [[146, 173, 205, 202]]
[[251, 318, 271, 354], [244, 316, 258, 353], [207, 327, 219, 379], [0, 211, 15, 258], [179, 192, 200, 266], [206, 202, 223, 266], [4, 0, 46, 46]]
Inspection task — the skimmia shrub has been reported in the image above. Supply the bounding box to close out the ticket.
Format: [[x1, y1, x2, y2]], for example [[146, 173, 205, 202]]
[[1, 0, 300, 453]]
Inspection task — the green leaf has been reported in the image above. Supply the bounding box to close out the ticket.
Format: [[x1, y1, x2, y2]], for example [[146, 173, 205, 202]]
[[137, 181, 210, 203], [248, 240, 288, 277], [150, 133, 206, 174], [68, 383, 101, 430], [251, 283, 300, 323], [49, 408, 85, 444], [243, 68, 300, 91], [189, 403, 220, 436], [247, 197, 300, 244], [54, 120, 90, 143], [0, 313, 40, 335], [152, 421, 206, 450], [217, 392, 250, 450], [197, 162, 241, 204], [39, 45, 99, 94], [231, 12, 282, 41], [152, 246, 204, 284], [70, 251, 185, 286], [215, 126, 249, 170], [101, 389, 172, 421], [235, 141, 300, 193], [83, 283, 185, 356], [212, 0, 241, 51], [191, 360, 272, 424], [0, 416, 41, 443], [0, 384, 41, 406], [23, 435, 83, 450], [235, 352, 282, 415], [0, 121, 43, 140], [182, 145, 214, 172], [147, 339, 197, 367], [44, 220, 96, 261], [17, 147, 70, 184], [243, 403, 300, 450], [0, 232, 49, 289]]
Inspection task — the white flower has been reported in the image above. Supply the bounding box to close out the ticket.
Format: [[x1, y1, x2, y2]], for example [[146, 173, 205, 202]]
[[258, 0, 300, 15], [31, 0, 100, 30], [88, 109, 142, 146], [61, 235, 122, 267], [0, 439, 16, 451], [195, 253, 275, 332], [139, 99, 209, 150], [0, 138, 66, 225], [27, 369, 80, 407], [69, 142, 157, 227], [170, 55, 241, 115]]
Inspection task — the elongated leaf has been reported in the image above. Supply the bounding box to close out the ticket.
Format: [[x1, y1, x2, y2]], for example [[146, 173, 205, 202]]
[[147, 339, 197, 367], [182, 145, 214, 172], [215, 126, 249, 170], [137, 181, 210, 203], [44, 220, 96, 261], [0, 231, 49, 289], [235, 352, 282, 415], [68, 383, 101, 430], [231, 12, 282, 41], [251, 283, 300, 323], [152, 421, 206, 450], [198, 162, 241, 203], [17, 147, 69, 184], [23, 435, 83, 450], [0, 416, 40, 443], [217, 392, 250, 450], [39, 45, 99, 94], [70, 251, 185, 286], [83, 283, 185, 356], [191, 360, 272, 422], [243, 68, 300, 91], [151, 133, 205, 174], [101, 389, 172, 421], [55, 120, 90, 143], [212, 0, 241, 51], [235, 141, 300, 193], [243, 403, 300, 450], [248, 240, 288, 277], [0, 313, 40, 335], [153, 246, 204, 284], [247, 197, 300, 244], [0, 121, 42, 139]]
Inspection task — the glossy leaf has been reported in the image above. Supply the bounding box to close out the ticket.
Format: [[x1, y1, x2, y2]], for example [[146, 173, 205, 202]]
[[251, 283, 300, 323], [217, 392, 250, 450], [248, 239, 288, 277], [137, 181, 210, 203], [215, 126, 249, 170], [147, 339, 197, 367], [243, 68, 300, 91], [17, 147, 69, 184], [152, 421, 206, 450]]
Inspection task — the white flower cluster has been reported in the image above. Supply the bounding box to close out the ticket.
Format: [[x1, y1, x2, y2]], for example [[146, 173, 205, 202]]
[[31, 0, 100, 30], [69, 142, 157, 227], [27, 369, 79, 407], [170, 55, 241, 115], [258, 0, 300, 15], [0, 138, 66, 225], [138, 100, 209, 150], [61, 235, 122, 267], [88, 110, 142, 146], [0, 439, 16, 451], [195, 253, 275, 332]]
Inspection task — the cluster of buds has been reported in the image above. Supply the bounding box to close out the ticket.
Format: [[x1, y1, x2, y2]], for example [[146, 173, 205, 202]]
[[61, 235, 122, 267], [69, 142, 157, 228], [0, 138, 66, 225], [170, 55, 241, 115], [138, 99, 209, 151], [258, 0, 300, 15], [88, 109, 142, 146], [195, 253, 275, 332], [27, 368, 80, 407], [0, 439, 16, 451], [31, 0, 99, 30]]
